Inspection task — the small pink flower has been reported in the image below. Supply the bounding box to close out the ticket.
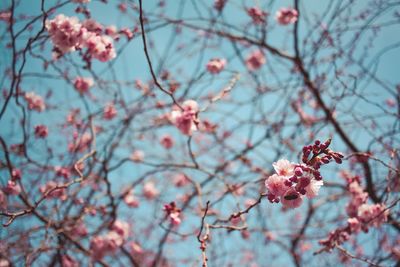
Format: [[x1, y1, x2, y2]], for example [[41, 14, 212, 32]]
[[11, 169, 21, 181], [111, 220, 130, 240], [74, 77, 93, 94], [70, 222, 88, 237], [120, 27, 134, 40], [129, 242, 143, 254], [3, 180, 21, 195], [90, 235, 118, 260], [0, 11, 11, 23], [170, 100, 199, 136], [54, 166, 71, 179], [276, 7, 298, 25], [40, 181, 67, 200], [272, 159, 294, 177], [82, 19, 103, 34], [124, 193, 140, 208], [160, 134, 174, 149], [247, 7, 267, 24], [173, 173, 190, 187], [305, 179, 323, 198], [103, 103, 117, 120], [85, 34, 116, 62], [265, 174, 287, 197], [24, 92, 46, 112], [164, 202, 182, 226], [281, 189, 303, 209], [34, 125, 48, 138], [347, 217, 361, 233], [245, 50, 266, 71], [130, 150, 144, 162], [357, 203, 388, 227], [206, 58, 227, 74], [105, 25, 119, 39], [143, 181, 159, 200]]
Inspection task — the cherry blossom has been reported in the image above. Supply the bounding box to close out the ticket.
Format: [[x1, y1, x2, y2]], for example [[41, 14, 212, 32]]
[[24, 92, 46, 112], [170, 100, 199, 135], [245, 50, 266, 71], [275, 7, 298, 25], [74, 77, 93, 94], [206, 58, 227, 74]]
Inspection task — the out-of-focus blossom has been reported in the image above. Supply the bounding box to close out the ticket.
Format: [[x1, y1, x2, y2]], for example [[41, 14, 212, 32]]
[[245, 50, 266, 71], [206, 58, 226, 74], [276, 7, 298, 25]]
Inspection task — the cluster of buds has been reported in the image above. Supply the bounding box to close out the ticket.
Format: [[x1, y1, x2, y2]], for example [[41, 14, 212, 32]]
[[163, 202, 182, 226], [302, 139, 344, 167], [265, 139, 343, 208]]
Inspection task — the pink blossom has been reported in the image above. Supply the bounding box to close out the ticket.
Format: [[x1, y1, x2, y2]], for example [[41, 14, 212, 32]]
[[124, 193, 140, 208], [164, 202, 182, 226], [61, 255, 79, 267], [357, 203, 388, 227], [46, 15, 86, 54], [85, 34, 116, 62], [173, 173, 190, 187], [143, 181, 159, 200], [247, 7, 267, 24], [347, 217, 361, 233], [54, 166, 71, 179], [111, 220, 130, 240], [70, 221, 88, 237], [170, 100, 199, 135], [281, 189, 303, 209], [160, 134, 174, 149], [245, 50, 266, 71], [11, 169, 21, 181], [206, 58, 227, 74], [129, 242, 143, 254], [73, 77, 93, 94], [69, 132, 92, 152], [82, 19, 103, 34], [276, 7, 298, 25], [272, 159, 294, 177], [90, 235, 118, 260], [105, 25, 119, 39], [103, 103, 117, 120], [305, 179, 323, 198], [3, 180, 21, 195], [24, 92, 46, 112], [130, 150, 144, 162], [34, 125, 48, 138], [40, 181, 67, 200], [265, 174, 287, 197], [0, 11, 11, 23], [120, 27, 134, 40]]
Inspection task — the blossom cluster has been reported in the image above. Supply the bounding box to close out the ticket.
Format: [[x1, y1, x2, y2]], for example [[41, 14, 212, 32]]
[[24, 92, 46, 112], [206, 58, 227, 74], [265, 139, 343, 208], [319, 173, 389, 251], [46, 14, 116, 61], [170, 100, 199, 136], [90, 220, 130, 260], [275, 7, 298, 25], [163, 201, 182, 226]]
